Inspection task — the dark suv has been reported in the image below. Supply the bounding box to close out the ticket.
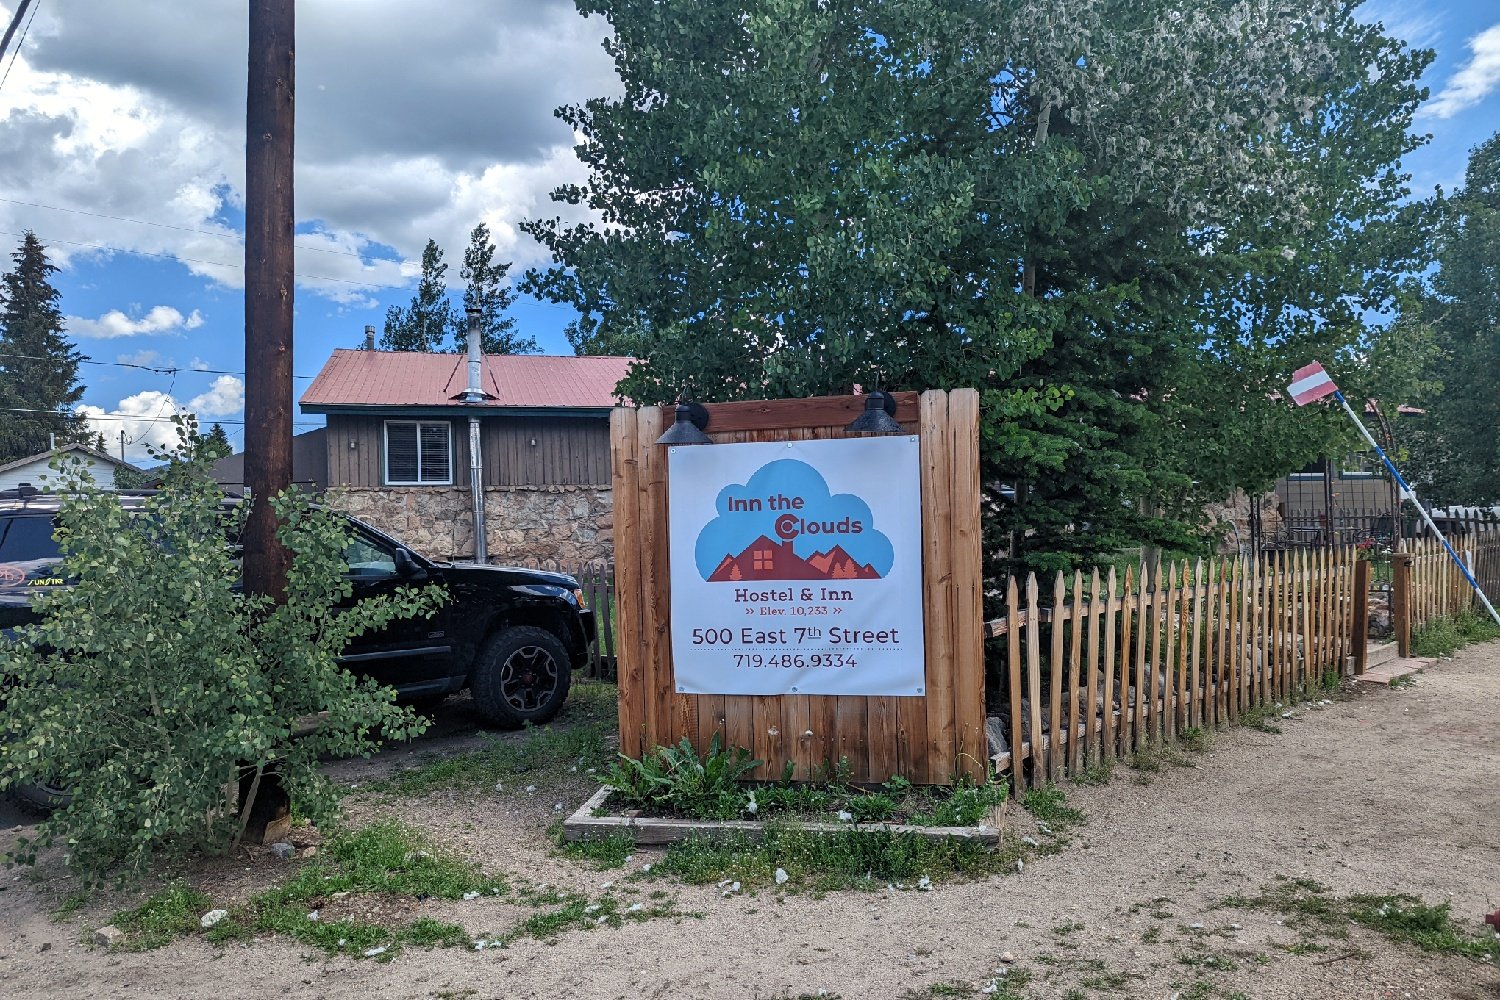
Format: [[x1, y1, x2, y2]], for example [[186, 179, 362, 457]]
[[0, 488, 595, 730]]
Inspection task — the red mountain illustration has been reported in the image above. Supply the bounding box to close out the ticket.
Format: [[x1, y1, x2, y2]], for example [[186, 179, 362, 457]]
[[707, 536, 881, 582]]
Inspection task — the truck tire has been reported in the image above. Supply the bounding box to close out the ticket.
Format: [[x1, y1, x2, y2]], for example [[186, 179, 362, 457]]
[[470, 626, 572, 729], [5, 778, 70, 815]]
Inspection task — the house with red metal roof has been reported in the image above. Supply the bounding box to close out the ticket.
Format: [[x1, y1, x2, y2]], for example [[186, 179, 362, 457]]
[[298, 348, 634, 565]]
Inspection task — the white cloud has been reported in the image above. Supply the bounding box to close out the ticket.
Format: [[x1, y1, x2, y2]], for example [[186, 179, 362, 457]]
[[188, 357, 210, 371], [1425, 23, 1500, 119], [76, 391, 191, 463], [186, 375, 244, 418], [1359, 2, 1444, 50], [115, 349, 161, 367], [67, 305, 204, 339], [74, 374, 243, 462], [0, 1, 615, 299]]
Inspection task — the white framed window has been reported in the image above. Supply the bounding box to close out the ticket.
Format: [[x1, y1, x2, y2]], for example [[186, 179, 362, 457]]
[[1339, 452, 1382, 479], [384, 420, 452, 485]]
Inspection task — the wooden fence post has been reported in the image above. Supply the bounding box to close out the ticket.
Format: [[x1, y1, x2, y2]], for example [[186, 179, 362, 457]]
[[1351, 559, 1370, 674], [1392, 553, 1413, 658]]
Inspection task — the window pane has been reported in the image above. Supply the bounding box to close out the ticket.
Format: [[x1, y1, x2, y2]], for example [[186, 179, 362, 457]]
[[387, 423, 419, 483], [0, 515, 62, 589], [345, 534, 396, 577], [419, 423, 450, 483]]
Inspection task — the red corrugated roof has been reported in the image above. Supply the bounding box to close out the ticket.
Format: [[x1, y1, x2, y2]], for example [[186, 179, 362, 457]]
[[300, 350, 635, 410]]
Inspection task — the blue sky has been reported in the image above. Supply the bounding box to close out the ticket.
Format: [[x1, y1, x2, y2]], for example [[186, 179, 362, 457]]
[[0, 1, 1496, 461]]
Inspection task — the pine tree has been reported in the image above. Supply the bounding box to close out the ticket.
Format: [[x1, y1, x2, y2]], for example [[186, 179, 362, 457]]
[[379, 239, 457, 352], [0, 232, 87, 462], [459, 223, 536, 355]]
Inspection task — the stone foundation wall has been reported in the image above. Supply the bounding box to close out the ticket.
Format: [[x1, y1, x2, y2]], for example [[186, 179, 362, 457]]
[[333, 486, 614, 567]]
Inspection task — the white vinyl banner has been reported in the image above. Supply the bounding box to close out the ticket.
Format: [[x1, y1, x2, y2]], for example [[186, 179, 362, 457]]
[[667, 436, 926, 696]]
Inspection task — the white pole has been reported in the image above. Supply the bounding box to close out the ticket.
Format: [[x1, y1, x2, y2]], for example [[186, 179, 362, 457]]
[[1334, 390, 1500, 626]]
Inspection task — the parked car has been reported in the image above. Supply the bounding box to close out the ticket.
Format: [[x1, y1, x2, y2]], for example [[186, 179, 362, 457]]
[[0, 486, 595, 737]]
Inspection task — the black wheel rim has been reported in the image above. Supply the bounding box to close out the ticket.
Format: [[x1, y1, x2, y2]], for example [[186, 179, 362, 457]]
[[499, 645, 560, 713]]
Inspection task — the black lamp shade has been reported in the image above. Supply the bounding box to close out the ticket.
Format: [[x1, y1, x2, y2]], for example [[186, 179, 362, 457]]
[[845, 391, 902, 435], [657, 401, 713, 446]]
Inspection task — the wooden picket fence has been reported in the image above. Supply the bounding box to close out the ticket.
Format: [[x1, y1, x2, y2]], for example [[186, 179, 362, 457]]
[[990, 548, 1358, 793], [1393, 521, 1500, 655]]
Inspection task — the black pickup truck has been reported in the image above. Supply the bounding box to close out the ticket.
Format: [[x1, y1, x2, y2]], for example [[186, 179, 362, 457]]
[[0, 489, 595, 729]]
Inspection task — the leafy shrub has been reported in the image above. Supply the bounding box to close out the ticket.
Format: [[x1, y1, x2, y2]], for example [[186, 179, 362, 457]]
[[607, 732, 763, 819], [0, 423, 443, 879]]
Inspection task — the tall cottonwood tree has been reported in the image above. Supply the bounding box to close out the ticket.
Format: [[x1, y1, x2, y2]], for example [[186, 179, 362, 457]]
[[524, 0, 1431, 572], [0, 232, 87, 462]]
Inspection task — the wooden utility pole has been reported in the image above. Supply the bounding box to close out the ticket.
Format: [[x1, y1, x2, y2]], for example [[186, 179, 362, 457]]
[[243, 0, 295, 598]]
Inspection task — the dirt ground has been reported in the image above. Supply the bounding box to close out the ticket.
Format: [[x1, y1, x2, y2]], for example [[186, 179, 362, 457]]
[[3, 643, 1498, 1000]]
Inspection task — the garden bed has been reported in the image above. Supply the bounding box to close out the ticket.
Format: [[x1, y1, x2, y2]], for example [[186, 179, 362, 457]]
[[561, 785, 1005, 847]]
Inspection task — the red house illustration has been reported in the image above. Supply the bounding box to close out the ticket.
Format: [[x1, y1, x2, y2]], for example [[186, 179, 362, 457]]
[[707, 536, 881, 582]]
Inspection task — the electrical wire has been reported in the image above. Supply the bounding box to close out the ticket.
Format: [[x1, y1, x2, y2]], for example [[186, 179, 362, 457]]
[[0, 229, 410, 291], [0, 0, 39, 96], [0, 351, 320, 380], [0, 196, 386, 261], [0, 405, 323, 429]]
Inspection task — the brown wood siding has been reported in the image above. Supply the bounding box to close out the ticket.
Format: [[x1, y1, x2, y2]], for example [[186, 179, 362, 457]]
[[324, 413, 607, 488], [483, 416, 610, 487]]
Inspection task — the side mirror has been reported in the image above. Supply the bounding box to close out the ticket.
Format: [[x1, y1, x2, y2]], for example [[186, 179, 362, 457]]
[[393, 547, 428, 581]]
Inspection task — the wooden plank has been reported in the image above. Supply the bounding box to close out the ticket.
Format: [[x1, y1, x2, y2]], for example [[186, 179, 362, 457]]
[[1152, 566, 1164, 746], [867, 693, 899, 783], [947, 388, 987, 782], [636, 404, 673, 749], [1176, 561, 1191, 732], [1006, 576, 1024, 794], [1131, 566, 1148, 753], [690, 392, 922, 435], [1227, 559, 1241, 725], [1299, 548, 1313, 696], [1101, 567, 1119, 762], [919, 390, 955, 785], [1048, 571, 1066, 782], [1067, 570, 1086, 776], [1025, 574, 1044, 788], [753, 695, 782, 781], [609, 408, 646, 758], [1189, 560, 1204, 730], [1083, 569, 1102, 768], [1162, 562, 1178, 744], [836, 696, 870, 783]]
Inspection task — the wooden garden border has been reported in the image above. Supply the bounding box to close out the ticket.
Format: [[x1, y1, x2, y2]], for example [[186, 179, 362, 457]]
[[561, 786, 1001, 846], [610, 389, 985, 785]]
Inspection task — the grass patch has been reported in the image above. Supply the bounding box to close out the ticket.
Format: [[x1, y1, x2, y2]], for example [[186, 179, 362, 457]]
[[1068, 758, 1114, 786], [648, 825, 1021, 894], [1219, 876, 1500, 965], [1020, 785, 1085, 836], [557, 831, 635, 869], [109, 881, 212, 950], [370, 680, 617, 797], [1411, 607, 1500, 658], [1238, 703, 1282, 734]]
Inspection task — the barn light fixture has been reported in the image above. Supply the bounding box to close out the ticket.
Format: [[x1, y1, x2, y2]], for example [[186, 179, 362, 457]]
[[656, 400, 712, 446], [845, 390, 901, 435]]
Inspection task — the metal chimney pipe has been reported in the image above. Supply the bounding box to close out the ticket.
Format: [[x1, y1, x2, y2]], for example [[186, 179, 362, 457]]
[[464, 307, 487, 563], [364, 325, 375, 350]]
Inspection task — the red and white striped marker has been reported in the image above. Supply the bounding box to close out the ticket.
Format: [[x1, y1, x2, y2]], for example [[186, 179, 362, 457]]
[[1287, 361, 1338, 406]]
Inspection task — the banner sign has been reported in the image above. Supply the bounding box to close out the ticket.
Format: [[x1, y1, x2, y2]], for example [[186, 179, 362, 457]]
[[667, 436, 926, 696]]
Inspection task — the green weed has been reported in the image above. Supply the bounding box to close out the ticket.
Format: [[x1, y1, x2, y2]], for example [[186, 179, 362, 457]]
[[109, 881, 211, 950], [1020, 786, 1085, 833], [557, 831, 636, 869], [1239, 704, 1282, 734], [608, 732, 763, 820], [1411, 607, 1500, 658]]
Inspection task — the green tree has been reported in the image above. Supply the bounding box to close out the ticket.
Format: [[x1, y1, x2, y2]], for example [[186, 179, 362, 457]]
[[380, 239, 458, 352], [460, 222, 536, 355], [0, 422, 442, 878], [203, 421, 233, 459], [523, 0, 1430, 572], [0, 232, 87, 462], [1408, 132, 1500, 505]]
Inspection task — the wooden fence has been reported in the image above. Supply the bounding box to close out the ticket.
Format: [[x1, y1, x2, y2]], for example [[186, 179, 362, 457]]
[[1393, 522, 1500, 655], [990, 548, 1357, 793], [610, 390, 986, 785]]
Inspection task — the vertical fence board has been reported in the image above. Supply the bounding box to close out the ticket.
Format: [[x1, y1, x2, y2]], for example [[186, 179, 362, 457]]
[[610, 408, 646, 757], [919, 391, 955, 784], [1025, 575, 1044, 788], [1102, 568, 1119, 761], [1067, 570, 1086, 775], [1189, 561, 1204, 730], [1007, 576, 1025, 794], [1048, 572, 1067, 781], [947, 388, 987, 781], [1084, 570, 1103, 768]]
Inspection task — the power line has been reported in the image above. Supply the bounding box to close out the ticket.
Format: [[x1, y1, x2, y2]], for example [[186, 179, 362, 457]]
[[0, 351, 320, 380], [0, 0, 37, 96], [0, 229, 410, 291], [0, 196, 386, 261], [0, 405, 323, 428]]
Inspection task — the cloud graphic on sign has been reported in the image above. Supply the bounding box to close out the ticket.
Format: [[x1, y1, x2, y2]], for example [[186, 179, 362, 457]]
[[694, 459, 895, 580]]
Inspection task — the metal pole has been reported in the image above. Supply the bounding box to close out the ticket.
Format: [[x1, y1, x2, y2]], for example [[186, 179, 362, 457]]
[[1334, 390, 1500, 626], [464, 308, 487, 563], [243, 0, 295, 599]]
